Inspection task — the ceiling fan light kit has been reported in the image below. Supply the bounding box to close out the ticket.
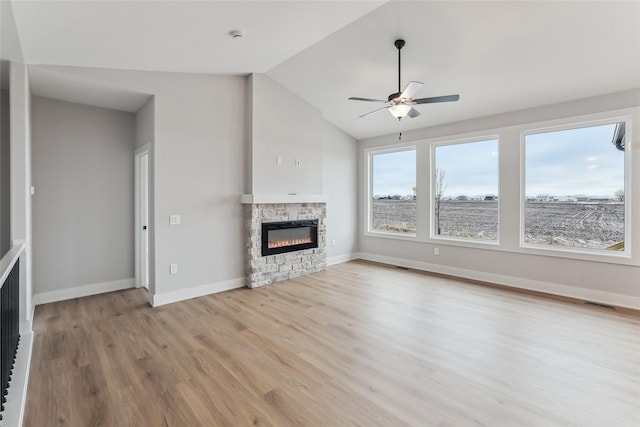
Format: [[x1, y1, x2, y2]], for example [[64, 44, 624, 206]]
[[349, 39, 459, 121], [389, 103, 412, 119]]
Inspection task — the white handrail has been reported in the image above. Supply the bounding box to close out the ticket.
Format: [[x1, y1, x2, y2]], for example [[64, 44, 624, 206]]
[[0, 243, 25, 288]]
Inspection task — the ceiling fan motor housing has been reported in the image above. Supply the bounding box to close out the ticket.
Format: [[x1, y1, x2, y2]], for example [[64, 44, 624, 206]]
[[388, 92, 402, 102]]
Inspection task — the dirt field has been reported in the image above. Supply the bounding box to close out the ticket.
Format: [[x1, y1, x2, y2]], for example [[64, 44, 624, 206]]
[[372, 200, 624, 249], [371, 200, 417, 233], [525, 202, 624, 249]]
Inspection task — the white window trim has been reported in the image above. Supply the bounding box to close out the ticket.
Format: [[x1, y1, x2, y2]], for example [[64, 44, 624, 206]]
[[519, 115, 632, 260], [360, 106, 638, 267], [430, 135, 501, 245]]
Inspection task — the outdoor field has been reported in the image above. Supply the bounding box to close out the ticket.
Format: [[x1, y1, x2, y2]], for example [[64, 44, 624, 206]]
[[372, 200, 624, 250]]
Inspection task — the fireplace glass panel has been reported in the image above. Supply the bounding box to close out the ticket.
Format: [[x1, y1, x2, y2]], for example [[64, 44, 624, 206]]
[[262, 220, 318, 256]]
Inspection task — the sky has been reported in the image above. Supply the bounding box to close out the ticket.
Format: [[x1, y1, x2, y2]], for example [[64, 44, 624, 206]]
[[525, 123, 624, 197], [372, 123, 624, 198]]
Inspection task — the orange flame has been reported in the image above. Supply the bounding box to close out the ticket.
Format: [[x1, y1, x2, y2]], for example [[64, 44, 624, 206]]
[[267, 237, 313, 249]]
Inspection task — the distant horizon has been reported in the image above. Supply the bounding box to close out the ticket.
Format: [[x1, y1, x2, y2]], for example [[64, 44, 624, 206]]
[[372, 194, 621, 199]]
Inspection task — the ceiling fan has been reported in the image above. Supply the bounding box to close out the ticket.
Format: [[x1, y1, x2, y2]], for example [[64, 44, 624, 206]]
[[349, 39, 459, 120]]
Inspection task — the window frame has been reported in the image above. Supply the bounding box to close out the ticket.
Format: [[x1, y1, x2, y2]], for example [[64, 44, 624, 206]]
[[365, 144, 418, 240], [519, 115, 632, 259], [430, 136, 501, 245], [360, 109, 637, 267]]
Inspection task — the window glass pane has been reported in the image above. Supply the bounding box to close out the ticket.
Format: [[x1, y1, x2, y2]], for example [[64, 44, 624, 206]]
[[433, 139, 499, 240], [371, 149, 416, 234], [524, 122, 625, 251]]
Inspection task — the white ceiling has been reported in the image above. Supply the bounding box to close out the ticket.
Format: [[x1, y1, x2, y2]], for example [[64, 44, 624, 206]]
[[268, 1, 640, 139], [5, 1, 640, 140], [10, 0, 385, 74]]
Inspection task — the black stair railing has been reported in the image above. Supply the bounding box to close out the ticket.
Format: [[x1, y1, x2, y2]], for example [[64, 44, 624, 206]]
[[0, 258, 20, 421]]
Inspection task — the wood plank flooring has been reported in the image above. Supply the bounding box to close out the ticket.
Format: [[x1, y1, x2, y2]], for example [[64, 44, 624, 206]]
[[24, 261, 640, 426]]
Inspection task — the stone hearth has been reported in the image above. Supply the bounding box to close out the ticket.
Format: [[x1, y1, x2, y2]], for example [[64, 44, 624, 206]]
[[244, 202, 326, 288]]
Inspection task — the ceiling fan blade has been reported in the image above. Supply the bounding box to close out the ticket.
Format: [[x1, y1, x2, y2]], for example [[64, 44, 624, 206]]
[[413, 94, 460, 104], [400, 81, 424, 100], [359, 106, 389, 118], [348, 97, 387, 103], [407, 107, 421, 118]]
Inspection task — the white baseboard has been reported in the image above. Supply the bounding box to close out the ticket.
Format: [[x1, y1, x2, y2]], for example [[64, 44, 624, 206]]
[[151, 277, 244, 307], [0, 331, 34, 427], [327, 253, 357, 266], [354, 252, 640, 310], [32, 278, 135, 306]]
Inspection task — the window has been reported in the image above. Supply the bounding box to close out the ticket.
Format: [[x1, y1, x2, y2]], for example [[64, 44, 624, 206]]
[[523, 121, 626, 252], [433, 139, 499, 241], [369, 148, 416, 234]]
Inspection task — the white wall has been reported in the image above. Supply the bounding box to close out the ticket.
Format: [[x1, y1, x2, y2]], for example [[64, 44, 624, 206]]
[[0, 89, 10, 256], [248, 74, 323, 195], [9, 61, 32, 330], [323, 120, 358, 263], [358, 89, 640, 308], [31, 96, 136, 296]]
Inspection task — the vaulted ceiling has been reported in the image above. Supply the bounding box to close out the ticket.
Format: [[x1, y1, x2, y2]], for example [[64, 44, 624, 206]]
[[4, 0, 640, 139]]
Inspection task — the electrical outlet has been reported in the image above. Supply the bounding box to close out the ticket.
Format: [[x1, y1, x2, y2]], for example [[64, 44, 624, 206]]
[[170, 264, 178, 274], [332, 239, 336, 247], [434, 247, 440, 256]]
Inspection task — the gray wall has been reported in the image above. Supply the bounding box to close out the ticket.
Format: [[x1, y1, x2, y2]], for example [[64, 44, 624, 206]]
[[323, 120, 358, 262], [27, 67, 355, 303], [0, 89, 10, 256], [358, 89, 640, 306], [248, 74, 323, 195], [31, 96, 135, 294], [29, 66, 247, 301], [135, 97, 154, 150]]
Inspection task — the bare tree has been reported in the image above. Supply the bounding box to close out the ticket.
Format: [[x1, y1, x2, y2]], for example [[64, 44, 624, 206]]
[[434, 168, 447, 235], [615, 189, 624, 202]]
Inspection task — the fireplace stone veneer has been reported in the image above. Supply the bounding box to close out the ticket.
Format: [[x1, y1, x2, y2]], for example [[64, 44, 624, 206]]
[[245, 202, 326, 288]]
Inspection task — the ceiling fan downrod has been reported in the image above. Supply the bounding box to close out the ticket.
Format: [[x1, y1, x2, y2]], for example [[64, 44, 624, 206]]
[[395, 39, 405, 94]]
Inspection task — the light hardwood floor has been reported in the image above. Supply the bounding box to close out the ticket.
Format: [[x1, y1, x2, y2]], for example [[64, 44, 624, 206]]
[[24, 261, 640, 426]]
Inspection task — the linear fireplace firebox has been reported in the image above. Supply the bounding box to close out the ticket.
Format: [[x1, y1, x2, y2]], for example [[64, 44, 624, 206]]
[[262, 219, 318, 256]]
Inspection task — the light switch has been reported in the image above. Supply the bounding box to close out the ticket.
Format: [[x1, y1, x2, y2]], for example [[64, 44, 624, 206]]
[[276, 156, 283, 166], [169, 215, 181, 225]]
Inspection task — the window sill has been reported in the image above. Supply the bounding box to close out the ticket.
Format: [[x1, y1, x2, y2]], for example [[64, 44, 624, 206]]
[[361, 231, 638, 266], [364, 230, 417, 242]]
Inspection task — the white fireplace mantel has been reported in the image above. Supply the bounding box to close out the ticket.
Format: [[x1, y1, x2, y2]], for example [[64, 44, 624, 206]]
[[240, 194, 327, 204]]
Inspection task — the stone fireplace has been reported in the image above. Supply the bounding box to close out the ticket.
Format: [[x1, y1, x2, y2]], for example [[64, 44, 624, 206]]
[[242, 195, 326, 288]]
